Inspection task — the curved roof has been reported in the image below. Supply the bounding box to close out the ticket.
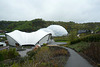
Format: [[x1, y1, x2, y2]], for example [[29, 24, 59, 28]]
[[39, 28, 55, 36], [6, 30, 51, 46], [47, 25, 68, 36]]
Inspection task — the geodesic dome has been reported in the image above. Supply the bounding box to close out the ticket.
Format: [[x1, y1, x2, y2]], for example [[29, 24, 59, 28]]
[[47, 25, 68, 36]]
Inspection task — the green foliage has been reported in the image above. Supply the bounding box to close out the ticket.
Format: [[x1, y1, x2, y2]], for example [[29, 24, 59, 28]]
[[0, 63, 5, 67], [9, 46, 69, 67], [43, 43, 48, 46], [70, 34, 100, 44], [68, 30, 78, 41], [0, 37, 7, 42], [27, 46, 69, 67], [11, 63, 19, 67], [27, 48, 40, 59], [0, 53, 4, 61], [0, 48, 19, 61], [69, 41, 100, 64], [1, 19, 100, 33], [53, 36, 68, 42], [8, 48, 19, 59], [69, 42, 89, 52], [83, 42, 100, 63]]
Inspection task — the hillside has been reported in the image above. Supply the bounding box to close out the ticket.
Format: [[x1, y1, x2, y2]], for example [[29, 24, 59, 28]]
[[0, 19, 100, 33]]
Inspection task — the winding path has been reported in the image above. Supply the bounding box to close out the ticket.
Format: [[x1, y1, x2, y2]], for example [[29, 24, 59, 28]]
[[48, 41, 93, 67], [61, 46, 93, 67]]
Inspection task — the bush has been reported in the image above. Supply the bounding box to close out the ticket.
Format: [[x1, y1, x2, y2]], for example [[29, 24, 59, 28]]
[[43, 43, 48, 46], [8, 48, 19, 59], [27, 48, 40, 59], [0, 48, 19, 61], [0, 53, 4, 61], [70, 34, 100, 44], [8, 46, 69, 67], [27, 46, 69, 67], [69, 41, 100, 64], [0, 63, 5, 67], [69, 42, 89, 52], [83, 42, 100, 63], [53, 36, 68, 42]]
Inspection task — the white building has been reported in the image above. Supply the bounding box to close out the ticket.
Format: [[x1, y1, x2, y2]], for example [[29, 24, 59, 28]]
[[6, 30, 52, 46], [6, 25, 68, 46]]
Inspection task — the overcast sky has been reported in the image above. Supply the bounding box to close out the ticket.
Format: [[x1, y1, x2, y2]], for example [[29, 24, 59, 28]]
[[0, 0, 100, 23]]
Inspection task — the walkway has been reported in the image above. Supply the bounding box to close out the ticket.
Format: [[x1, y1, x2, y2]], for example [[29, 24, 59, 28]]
[[48, 40, 93, 67], [48, 42, 67, 45], [61, 47, 93, 67], [48, 40, 67, 45], [18, 47, 34, 57]]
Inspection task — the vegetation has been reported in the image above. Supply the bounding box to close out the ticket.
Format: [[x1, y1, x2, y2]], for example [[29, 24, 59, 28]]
[[0, 37, 7, 42], [68, 30, 78, 42], [0, 19, 100, 33], [70, 34, 100, 44], [53, 36, 68, 42], [26, 46, 69, 67], [67, 32, 100, 66], [68, 42, 89, 52], [83, 42, 100, 64], [69, 42, 100, 65], [1, 18, 100, 66], [0, 46, 69, 67], [0, 48, 19, 61]]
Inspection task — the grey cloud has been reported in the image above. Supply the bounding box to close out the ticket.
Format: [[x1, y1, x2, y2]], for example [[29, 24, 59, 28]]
[[0, 0, 100, 23]]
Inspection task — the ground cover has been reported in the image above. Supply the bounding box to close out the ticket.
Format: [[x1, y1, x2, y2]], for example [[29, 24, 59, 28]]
[[0, 46, 69, 67]]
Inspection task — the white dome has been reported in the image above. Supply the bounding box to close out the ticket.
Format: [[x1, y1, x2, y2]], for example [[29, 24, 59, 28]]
[[47, 25, 68, 36], [39, 28, 55, 36]]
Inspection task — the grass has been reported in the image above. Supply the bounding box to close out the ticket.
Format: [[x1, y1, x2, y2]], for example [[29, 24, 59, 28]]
[[0, 33, 5, 35], [68, 41, 90, 52], [53, 36, 68, 42]]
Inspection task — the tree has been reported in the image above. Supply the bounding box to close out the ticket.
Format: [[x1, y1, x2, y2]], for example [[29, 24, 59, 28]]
[[68, 30, 78, 41]]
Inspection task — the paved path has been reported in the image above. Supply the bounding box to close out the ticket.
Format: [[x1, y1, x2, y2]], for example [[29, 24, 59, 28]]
[[48, 42, 67, 45], [48, 41, 93, 67], [61, 47, 93, 67], [0, 46, 9, 51], [18, 48, 34, 57], [48, 40, 67, 45]]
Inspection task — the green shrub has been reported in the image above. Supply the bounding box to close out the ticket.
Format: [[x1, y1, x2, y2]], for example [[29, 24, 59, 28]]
[[27, 48, 40, 59], [83, 42, 100, 63], [27, 46, 69, 67], [70, 34, 100, 44], [11, 63, 19, 67], [0, 63, 5, 67], [43, 43, 48, 46], [8, 48, 19, 59], [0, 48, 19, 61], [69, 42, 90, 52], [0, 53, 4, 61], [53, 36, 68, 42]]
